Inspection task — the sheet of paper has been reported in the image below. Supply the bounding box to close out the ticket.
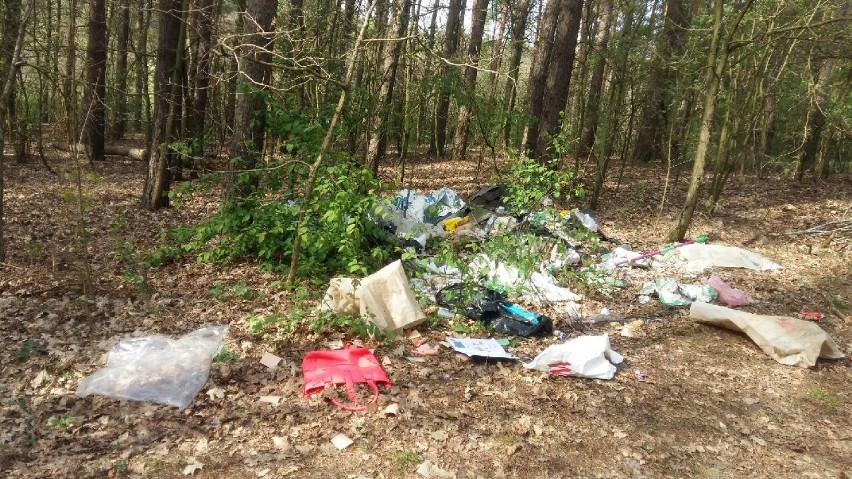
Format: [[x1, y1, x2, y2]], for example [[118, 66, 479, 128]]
[[446, 337, 516, 359]]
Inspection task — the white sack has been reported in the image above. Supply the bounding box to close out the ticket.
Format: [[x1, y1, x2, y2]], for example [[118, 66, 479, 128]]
[[524, 334, 623, 379], [678, 243, 782, 271]]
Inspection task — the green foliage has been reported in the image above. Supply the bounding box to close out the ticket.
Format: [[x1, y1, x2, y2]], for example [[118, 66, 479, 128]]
[[505, 156, 583, 212], [213, 347, 239, 363], [176, 157, 396, 278], [807, 387, 840, 407], [395, 451, 422, 471], [48, 415, 80, 429], [16, 340, 47, 360]]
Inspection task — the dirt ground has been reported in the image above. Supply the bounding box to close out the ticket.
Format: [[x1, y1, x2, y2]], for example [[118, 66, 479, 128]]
[[1, 150, 851, 479]]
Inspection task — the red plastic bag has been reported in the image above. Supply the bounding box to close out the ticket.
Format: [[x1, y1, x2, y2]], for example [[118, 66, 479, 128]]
[[302, 346, 391, 411], [707, 276, 751, 307]]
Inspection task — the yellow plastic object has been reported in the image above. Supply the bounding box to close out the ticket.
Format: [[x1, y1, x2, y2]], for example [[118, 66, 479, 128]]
[[442, 216, 469, 232]]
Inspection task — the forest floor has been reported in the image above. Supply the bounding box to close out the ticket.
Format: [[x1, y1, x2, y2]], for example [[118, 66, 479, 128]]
[[1, 148, 851, 479]]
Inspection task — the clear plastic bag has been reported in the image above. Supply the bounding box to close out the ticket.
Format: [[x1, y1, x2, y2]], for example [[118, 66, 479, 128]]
[[76, 325, 228, 409]]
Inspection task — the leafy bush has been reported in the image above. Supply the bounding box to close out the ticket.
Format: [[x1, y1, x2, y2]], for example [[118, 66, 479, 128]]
[[505, 156, 583, 212]]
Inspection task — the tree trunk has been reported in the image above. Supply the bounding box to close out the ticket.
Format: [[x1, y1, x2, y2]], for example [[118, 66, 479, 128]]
[[64, 0, 78, 141], [797, 58, 833, 181], [84, 0, 107, 162], [366, 0, 411, 172], [488, 0, 509, 90], [530, 0, 583, 160], [188, 0, 214, 160], [1, 0, 31, 260], [431, 0, 464, 157], [133, 0, 152, 132], [669, 0, 753, 240], [501, 0, 532, 149], [451, 0, 489, 161], [523, 0, 561, 155], [227, 0, 277, 198], [142, 0, 186, 209], [111, 0, 130, 140], [633, 0, 692, 163], [578, 0, 613, 156]]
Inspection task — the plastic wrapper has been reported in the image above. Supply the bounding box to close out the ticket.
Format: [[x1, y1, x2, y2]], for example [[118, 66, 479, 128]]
[[677, 243, 782, 271], [76, 325, 228, 409]]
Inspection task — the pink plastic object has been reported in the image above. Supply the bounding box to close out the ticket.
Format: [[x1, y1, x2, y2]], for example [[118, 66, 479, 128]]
[[302, 346, 391, 411], [707, 276, 751, 307]]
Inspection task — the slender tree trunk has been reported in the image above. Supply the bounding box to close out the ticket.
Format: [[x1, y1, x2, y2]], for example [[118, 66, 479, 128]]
[[431, 0, 464, 157], [84, 0, 107, 162], [227, 0, 277, 198], [669, 0, 753, 240], [64, 0, 78, 141], [366, 0, 411, 172], [797, 58, 833, 181], [133, 0, 152, 132], [633, 0, 692, 163], [451, 0, 489, 161], [531, 0, 583, 160], [142, 0, 186, 209], [501, 0, 532, 149], [488, 0, 509, 90], [579, 0, 613, 156], [111, 0, 130, 139]]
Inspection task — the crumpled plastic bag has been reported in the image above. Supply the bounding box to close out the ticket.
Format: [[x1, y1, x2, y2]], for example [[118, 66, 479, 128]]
[[678, 243, 782, 271], [640, 278, 716, 306], [382, 187, 466, 248], [690, 302, 844, 368], [320, 260, 426, 331], [707, 276, 751, 307], [76, 325, 228, 409], [524, 334, 624, 379]]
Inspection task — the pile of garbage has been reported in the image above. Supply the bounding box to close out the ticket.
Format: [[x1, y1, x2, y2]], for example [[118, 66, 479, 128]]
[[75, 185, 845, 410]]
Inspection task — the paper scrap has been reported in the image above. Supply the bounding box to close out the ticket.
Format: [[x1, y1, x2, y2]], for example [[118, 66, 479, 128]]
[[258, 395, 281, 405], [331, 433, 354, 450], [446, 338, 516, 360], [259, 352, 282, 369]]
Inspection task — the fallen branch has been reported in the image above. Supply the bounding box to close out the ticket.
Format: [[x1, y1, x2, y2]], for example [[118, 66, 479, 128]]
[[773, 220, 852, 236], [50, 143, 147, 160]]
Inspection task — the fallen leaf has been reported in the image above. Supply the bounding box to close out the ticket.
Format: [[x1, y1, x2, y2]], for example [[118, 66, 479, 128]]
[[256, 468, 270, 477], [260, 352, 282, 369], [412, 343, 440, 356], [206, 387, 225, 400], [331, 433, 354, 450], [416, 459, 455, 478], [31, 370, 48, 388], [182, 458, 203, 475], [272, 436, 288, 449], [258, 395, 281, 405]]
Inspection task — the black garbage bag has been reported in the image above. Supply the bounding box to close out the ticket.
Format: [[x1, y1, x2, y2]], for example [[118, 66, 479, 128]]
[[435, 283, 553, 337]]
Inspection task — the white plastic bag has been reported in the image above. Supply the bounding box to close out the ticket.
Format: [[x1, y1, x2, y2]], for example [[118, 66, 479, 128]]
[[524, 334, 623, 379], [76, 325, 228, 409], [678, 243, 782, 271]]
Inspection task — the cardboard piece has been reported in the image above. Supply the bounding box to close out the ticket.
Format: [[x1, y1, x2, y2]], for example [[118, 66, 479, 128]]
[[690, 302, 844, 368]]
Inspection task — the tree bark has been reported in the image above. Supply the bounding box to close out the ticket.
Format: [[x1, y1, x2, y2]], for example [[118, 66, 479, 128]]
[[142, 0, 186, 209], [366, 0, 411, 172], [523, 0, 561, 155], [530, 0, 583, 160], [84, 0, 107, 162], [451, 0, 489, 161], [431, 0, 464, 157], [797, 58, 833, 181], [227, 0, 277, 198], [111, 0, 130, 139], [632, 0, 692, 163], [64, 0, 78, 141], [188, 0, 215, 160], [0, 0, 32, 260], [501, 0, 532, 149], [578, 0, 613, 156]]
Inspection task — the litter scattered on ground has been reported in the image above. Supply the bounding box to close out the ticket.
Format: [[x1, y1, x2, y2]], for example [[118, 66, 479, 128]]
[[258, 395, 281, 405], [634, 370, 647, 382], [445, 338, 517, 360], [707, 276, 751, 307], [331, 433, 354, 450], [620, 319, 645, 338], [321, 260, 426, 331], [302, 346, 391, 410], [602, 236, 707, 271], [381, 187, 466, 248], [639, 278, 717, 307], [383, 403, 400, 416], [76, 325, 228, 409], [677, 243, 782, 271], [436, 283, 553, 337], [412, 343, 441, 356], [690, 302, 845, 368], [523, 334, 624, 380], [259, 351, 282, 369], [799, 311, 825, 321]]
